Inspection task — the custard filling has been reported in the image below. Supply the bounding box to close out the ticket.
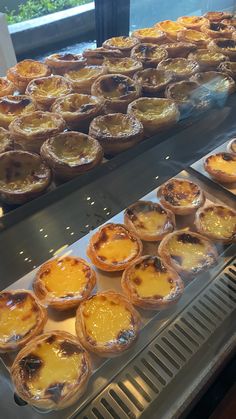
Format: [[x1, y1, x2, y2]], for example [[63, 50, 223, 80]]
[[133, 101, 176, 121], [20, 116, 56, 132], [104, 58, 138, 71], [51, 137, 97, 165], [0, 161, 47, 191], [106, 37, 135, 47], [67, 67, 102, 81], [30, 79, 70, 98], [208, 155, 236, 175], [199, 207, 236, 239], [182, 30, 208, 41], [57, 95, 97, 113], [162, 59, 195, 73], [134, 28, 163, 37], [162, 180, 201, 206], [16, 62, 46, 77], [158, 21, 183, 31]]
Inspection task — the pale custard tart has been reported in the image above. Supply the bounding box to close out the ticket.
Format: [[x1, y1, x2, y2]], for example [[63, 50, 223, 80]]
[[26, 75, 73, 110], [102, 36, 140, 57], [218, 61, 236, 79], [33, 256, 96, 310], [7, 60, 51, 93], [91, 74, 141, 114], [11, 331, 91, 410], [177, 16, 209, 30], [134, 68, 176, 96], [45, 53, 86, 75], [204, 152, 236, 183], [51, 93, 104, 132], [75, 290, 141, 357], [64, 66, 106, 94], [195, 204, 236, 243], [191, 71, 236, 97], [0, 290, 47, 352], [0, 127, 13, 154], [204, 11, 233, 22], [208, 38, 236, 61], [0, 77, 15, 97], [0, 95, 37, 129], [188, 49, 228, 71], [131, 43, 168, 68], [155, 20, 184, 41], [124, 200, 175, 241], [127, 97, 180, 137], [227, 138, 236, 154], [89, 113, 144, 155], [9, 111, 66, 154], [121, 255, 184, 310], [201, 21, 235, 39], [157, 178, 205, 215], [87, 223, 143, 272], [157, 58, 199, 80], [103, 57, 143, 78], [177, 29, 209, 48], [83, 47, 123, 65], [158, 230, 218, 277], [163, 42, 197, 58], [131, 28, 167, 44], [40, 132, 103, 181], [0, 150, 51, 205]]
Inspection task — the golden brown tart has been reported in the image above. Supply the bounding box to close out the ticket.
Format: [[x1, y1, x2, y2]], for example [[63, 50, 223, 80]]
[[204, 11, 232, 22], [0, 290, 47, 352], [177, 29, 209, 47], [158, 230, 218, 277], [188, 49, 228, 71], [201, 21, 235, 39], [157, 178, 205, 215], [0, 95, 36, 129], [11, 331, 91, 410], [163, 42, 197, 58], [64, 66, 106, 94], [191, 71, 236, 97], [33, 256, 96, 310], [0, 77, 15, 97], [218, 61, 236, 79], [131, 28, 167, 44], [131, 43, 168, 68], [0, 127, 13, 154], [45, 53, 86, 75], [0, 150, 51, 205], [222, 18, 236, 28], [103, 57, 143, 78], [26, 75, 73, 110], [7, 60, 50, 93], [82, 47, 123, 65], [124, 200, 175, 241], [121, 255, 184, 310], [155, 20, 184, 41], [87, 223, 143, 272], [91, 74, 141, 114], [227, 138, 236, 154], [102, 36, 140, 57], [204, 152, 236, 183], [157, 58, 199, 80], [9, 111, 66, 153], [40, 131, 103, 181], [208, 38, 236, 60], [195, 204, 236, 243], [134, 68, 175, 96], [51, 93, 104, 132], [177, 16, 209, 30], [127, 97, 180, 137], [75, 290, 141, 357], [89, 113, 144, 155]]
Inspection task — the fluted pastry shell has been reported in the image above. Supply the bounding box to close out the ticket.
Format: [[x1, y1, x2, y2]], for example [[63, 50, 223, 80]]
[[45, 53, 86, 75], [0, 127, 13, 154], [102, 36, 140, 57], [0, 95, 37, 129], [89, 113, 144, 155], [33, 256, 96, 310], [7, 60, 50, 93], [82, 47, 123, 65], [0, 150, 51, 204], [163, 42, 197, 58], [11, 330, 91, 410], [103, 57, 143, 78], [131, 43, 168, 68], [155, 20, 184, 41], [191, 71, 236, 96], [204, 152, 236, 183], [204, 11, 233, 22], [131, 28, 167, 44], [218, 61, 236, 79], [0, 289, 47, 352], [9, 111, 66, 154], [208, 38, 236, 60], [0, 77, 15, 97], [201, 21, 235, 39], [64, 66, 106, 94], [227, 138, 236, 154], [26, 76, 73, 110], [75, 290, 141, 357], [195, 204, 236, 243], [177, 16, 209, 30], [188, 49, 228, 71], [87, 223, 143, 272], [121, 255, 184, 310], [134, 68, 175, 96], [157, 58, 199, 80], [177, 29, 209, 47]]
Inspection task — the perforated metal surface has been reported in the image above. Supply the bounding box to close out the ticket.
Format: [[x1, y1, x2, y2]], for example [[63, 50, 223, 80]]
[[79, 260, 236, 419]]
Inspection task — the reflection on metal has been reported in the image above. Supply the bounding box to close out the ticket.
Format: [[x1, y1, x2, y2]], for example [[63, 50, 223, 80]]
[[53, 244, 69, 256]]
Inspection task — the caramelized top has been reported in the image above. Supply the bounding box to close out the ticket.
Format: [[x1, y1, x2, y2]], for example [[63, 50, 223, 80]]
[[177, 16, 208, 28], [160, 178, 202, 207], [95, 75, 137, 99], [157, 20, 184, 33], [213, 38, 236, 50], [52, 93, 100, 115], [8, 60, 49, 80], [197, 205, 236, 240], [0, 96, 35, 118], [205, 152, 236, 176]]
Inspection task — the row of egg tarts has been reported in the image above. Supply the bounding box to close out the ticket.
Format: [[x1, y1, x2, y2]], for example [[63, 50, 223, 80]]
[[1, 176, 236, 410]]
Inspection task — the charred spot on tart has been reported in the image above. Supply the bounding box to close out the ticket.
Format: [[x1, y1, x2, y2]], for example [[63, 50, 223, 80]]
[[6, 292, 28, 306], [94, 229, 108, 250], [210, 22, 225, 31], [45, 382, 65, 404], [117, 329, 135, 344], [133, 276, 142, 285], [153, 256, 168, 272], [19, 353, 43, 380], [217, 39, 236, 48], [170, 254, 183, 265], [222, 153, 234, 161], [45, 335, 57, 344], [39, 268, 51, 278], [57, 53, 77, 61], [0, 97, 32, 113], [59, 340, 82, 356], [177, 233, 201, 245], [79, 103, 96, 113]]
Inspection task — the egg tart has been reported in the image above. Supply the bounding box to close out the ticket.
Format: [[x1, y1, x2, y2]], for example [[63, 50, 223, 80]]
[[87, 223, 142, 272], [11, 331, 91, 410], [0, 290, 47, 352], [188, 49, 228, 71], [0, 77, 14, 97], [64, 66, 106, 94], [227, 138, 236, 154], [157, 58, 199, 80], [40, 132, 103, 181], [103, 57, 143, 78], [222, 18, 236, 28], [0, 150, 51, 204], [201, 21, 235, 39], [131, 28, 167, 44], [134, 69, 175, 96], [102, 36, 140, 57], [89, 113, 144, 155], [51, 93, 103, 132], [34, 256, 96, 310], [155, 20, 184, 41], [26, 75, 73, 110], [7, 60, 51, 93], [121, 255, 184, 310], [0, 95, 37, 129], [9, 111, 66, 153], [204, 11, 233, 22], [0, 127, 13, 154], [208, 38, 236, 60], [45, 53, 86, 75], [157, 178, 205, 215], [218, 61, 236, 79], [83, 47, 123, 65], [158, 230, 218, 277], [163, 42, 197, 58], [124, 200, 175, 241], [177, 29, 209, 48], [91, 74, 141, 114], [191, 71, 236, 97], [177, 16, 209, 30], [195, 204, 236, 243], [204, 152, 236, 183], [127, 97, 180, 137], [75, 291, 141, 357], [131, 43, 168, 68]]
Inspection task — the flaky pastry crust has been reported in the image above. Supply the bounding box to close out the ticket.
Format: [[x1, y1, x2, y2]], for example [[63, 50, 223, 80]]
[[157, 58, 199, 80], [204, 152, 236, 183], [45, 53, 86, 75], [102, 36, 140, 57], [7, 60, 50, 93], [0, 127, 13, 154], [134, 68, 175, 96], [195, 204, 236, 243], [64, 66, 106, 94], [208, 38, 236, 60], [204, 11, 232, 22], [0, 77, 15, 97], [218, 61, 236, 79], [201, 21, 235, 39], [177, 29, 209, 47], [0, 95, 37, 129]]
